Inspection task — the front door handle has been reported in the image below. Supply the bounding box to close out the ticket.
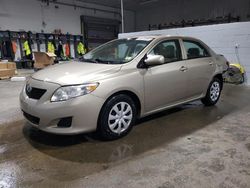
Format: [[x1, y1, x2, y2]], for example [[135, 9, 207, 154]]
[[209, 61, 214, 65], [179, 66, 188, 72]]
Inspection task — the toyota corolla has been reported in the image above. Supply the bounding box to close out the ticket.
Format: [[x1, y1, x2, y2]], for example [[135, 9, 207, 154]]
[[20, 36, 228, 140]]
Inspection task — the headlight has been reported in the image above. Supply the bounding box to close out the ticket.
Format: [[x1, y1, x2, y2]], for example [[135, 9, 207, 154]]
[[51, 83, 99, 102]]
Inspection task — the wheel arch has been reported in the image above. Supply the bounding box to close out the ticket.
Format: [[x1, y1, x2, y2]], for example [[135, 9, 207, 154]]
[[213, 73, 223, 89], [105, 90, 141, 117], [97, 90, 142, 129]]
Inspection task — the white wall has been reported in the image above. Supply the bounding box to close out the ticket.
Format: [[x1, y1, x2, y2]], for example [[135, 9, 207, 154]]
[[119, 22, 250, 84], [0, 0, 135, 34]]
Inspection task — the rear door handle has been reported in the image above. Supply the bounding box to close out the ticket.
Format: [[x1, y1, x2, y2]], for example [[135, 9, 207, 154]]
[[179, 66, 188, 72], [209, 61, 214, 65]]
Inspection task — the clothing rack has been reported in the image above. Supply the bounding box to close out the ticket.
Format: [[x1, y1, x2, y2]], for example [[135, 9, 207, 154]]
[[0, 30, 86, 68]]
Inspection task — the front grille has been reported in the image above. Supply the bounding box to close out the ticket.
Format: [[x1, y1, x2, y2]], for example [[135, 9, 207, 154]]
[[26, 85, 46, 100], [23, 110, 40, 125]]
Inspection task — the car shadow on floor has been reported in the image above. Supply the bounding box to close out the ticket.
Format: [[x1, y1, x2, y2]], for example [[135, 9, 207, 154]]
[[22, 94, 243, 164], [22, 105, 184, 147]]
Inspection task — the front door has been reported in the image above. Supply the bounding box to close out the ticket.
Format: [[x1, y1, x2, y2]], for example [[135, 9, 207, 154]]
[[143, 39, 188, 113]]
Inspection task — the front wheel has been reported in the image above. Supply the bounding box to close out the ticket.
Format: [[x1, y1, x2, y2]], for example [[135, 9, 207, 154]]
[[201, 77, 222, 106], [97, 94, 137, 140]]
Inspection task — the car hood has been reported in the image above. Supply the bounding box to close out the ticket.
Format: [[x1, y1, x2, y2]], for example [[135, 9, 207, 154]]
[[32, 61, 122, 85]]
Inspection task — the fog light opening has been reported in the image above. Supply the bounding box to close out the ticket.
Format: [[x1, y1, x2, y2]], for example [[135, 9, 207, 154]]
[[57, 117, 72, 128]]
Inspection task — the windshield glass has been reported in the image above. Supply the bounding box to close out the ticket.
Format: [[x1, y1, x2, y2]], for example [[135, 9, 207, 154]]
[[82, 37, 154, 64]]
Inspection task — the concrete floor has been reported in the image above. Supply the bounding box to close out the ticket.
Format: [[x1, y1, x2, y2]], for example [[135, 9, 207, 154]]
[[0, 81, 250, 188], [0, 69, 34, 124]]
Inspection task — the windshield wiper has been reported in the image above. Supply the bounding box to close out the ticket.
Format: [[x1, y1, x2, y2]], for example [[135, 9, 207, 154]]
[[80, 57, 122, 64], [79, 57, 97, 63], [94, 58, 112, 64], [79, 57, 109, 64], [95, 59, 127, 64]]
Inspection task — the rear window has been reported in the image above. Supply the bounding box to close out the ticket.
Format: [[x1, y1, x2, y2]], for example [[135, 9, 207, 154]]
[[183, 40, 210, 59]]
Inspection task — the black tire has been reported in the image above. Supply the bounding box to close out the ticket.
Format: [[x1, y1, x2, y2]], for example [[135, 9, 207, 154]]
[[97, 94, 137, 140], [201, 77, 222, 106]]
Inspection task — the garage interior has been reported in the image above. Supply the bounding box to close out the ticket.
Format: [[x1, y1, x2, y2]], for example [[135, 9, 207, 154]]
[[1, 0, 250, 187]]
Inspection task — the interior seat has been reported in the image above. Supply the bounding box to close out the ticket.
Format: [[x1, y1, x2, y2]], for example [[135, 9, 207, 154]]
[[187, 48, 200, 58]]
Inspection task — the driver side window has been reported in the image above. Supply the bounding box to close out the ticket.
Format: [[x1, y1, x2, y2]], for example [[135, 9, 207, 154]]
[[149, 40, 182, 63]]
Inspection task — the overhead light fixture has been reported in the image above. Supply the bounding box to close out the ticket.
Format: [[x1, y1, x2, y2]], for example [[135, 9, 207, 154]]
[[140, 0, 159, 5]]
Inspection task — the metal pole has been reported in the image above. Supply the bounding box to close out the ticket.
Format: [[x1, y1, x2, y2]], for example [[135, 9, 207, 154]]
[[121, 0, 124, 33]]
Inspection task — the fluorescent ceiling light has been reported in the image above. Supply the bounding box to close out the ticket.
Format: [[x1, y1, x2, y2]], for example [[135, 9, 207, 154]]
[[140, 0, 159, 5]]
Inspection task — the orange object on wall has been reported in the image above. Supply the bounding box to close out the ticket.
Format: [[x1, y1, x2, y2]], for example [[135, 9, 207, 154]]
[[65, 43, 70, 57], [12, 41, 17, 54]]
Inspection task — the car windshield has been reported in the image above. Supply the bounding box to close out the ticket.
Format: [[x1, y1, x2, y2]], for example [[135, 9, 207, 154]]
[[82, 37, 154, 64]]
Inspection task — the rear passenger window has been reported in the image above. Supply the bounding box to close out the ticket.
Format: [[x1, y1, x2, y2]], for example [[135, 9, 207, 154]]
[[149, 40, 182, 63], [183, 40, 210, 59]]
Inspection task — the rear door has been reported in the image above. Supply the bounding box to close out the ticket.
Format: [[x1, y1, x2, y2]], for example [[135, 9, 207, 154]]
[[143, 39, 189, 112], [181, 39, 216, 98]]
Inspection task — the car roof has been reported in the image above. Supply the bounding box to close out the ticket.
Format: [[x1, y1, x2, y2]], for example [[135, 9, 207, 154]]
[[123, 35, 200, 41]]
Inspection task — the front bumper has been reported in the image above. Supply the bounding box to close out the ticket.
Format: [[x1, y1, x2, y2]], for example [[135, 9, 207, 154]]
[[20, 78, 105, 135]]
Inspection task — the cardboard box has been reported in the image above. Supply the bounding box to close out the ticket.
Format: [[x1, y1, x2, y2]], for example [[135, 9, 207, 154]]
[[0, 62, 16, 69], [0, 69, 15, 78], [7, 62, 17, 69], [0, 63, 8, 69], [0, 62, 17, 78], [33, 52, 56, 69]]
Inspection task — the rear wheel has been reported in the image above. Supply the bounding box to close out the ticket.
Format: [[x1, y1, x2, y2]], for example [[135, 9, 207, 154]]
[[201, 77, 222, 106], [97, 94, 137, 140]]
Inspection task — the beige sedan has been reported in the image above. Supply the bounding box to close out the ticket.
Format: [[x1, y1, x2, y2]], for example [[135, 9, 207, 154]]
[[20, 36, 228, 140]]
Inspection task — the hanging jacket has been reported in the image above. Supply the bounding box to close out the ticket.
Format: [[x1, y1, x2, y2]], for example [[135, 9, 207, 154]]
[[48, 42, 55, 53], [65, 43, 70, 57], [2, 41, 9, 58], [23, 41, 31, 56], [12, 41, 17, 54], [56, 43, 64, 57], [77, 42, 86, 55]]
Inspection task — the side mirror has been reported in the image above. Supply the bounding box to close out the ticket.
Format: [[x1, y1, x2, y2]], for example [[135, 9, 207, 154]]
[[145, 55, 165, 66]]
